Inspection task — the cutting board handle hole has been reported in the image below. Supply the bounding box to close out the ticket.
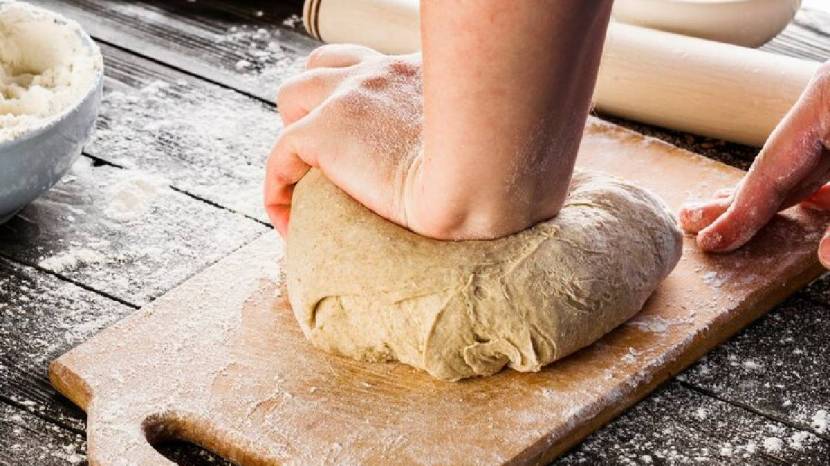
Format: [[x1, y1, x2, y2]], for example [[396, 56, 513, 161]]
[[142, 412, 235, 465]]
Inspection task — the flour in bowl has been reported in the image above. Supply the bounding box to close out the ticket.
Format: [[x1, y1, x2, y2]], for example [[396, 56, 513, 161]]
[[0, 1, 102, 142]]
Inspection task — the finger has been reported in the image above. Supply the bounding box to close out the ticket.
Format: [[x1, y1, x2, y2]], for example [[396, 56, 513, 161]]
[[276, 68, 345, 126], [696, 169, 790, 252], [263, 121, 315, 237], [819, 225, 830, 269], [678, 197, 731, 234], [802, 183, 830, 211], [696, 67, 830, 252], [306, 44, 379, 69]]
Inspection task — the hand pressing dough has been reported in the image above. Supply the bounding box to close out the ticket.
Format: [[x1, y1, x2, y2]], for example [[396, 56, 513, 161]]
[[286, 169, 682, 381]]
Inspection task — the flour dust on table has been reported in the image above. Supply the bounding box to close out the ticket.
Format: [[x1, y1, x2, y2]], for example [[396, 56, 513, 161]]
[[287, 169, 683, 381]]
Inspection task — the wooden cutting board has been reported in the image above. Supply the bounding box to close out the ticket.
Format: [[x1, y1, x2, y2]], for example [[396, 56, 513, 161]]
[[49, 118, 830, 465]]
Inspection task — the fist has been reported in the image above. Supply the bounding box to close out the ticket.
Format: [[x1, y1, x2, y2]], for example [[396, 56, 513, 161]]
[[264, 44, 423, 237]]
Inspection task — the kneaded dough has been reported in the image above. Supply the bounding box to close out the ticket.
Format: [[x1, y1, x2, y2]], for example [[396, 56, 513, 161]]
[[286, 169, 682, 381]]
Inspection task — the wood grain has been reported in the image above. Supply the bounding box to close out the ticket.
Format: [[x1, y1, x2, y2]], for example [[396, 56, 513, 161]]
[[762, 5, 830, 62], [0, 401, 86, 466], [678, 294, 830, 439], [27, 0, 316, 104], [89, 42, 281, 223], [0, 157, 265, 307], [49, 119, 830, 464], [0, 256, 125, 443], [561, 380, 830, 465]]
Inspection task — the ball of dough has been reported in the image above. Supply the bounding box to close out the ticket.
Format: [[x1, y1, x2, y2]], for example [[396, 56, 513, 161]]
[[286, 169, 682, 381]]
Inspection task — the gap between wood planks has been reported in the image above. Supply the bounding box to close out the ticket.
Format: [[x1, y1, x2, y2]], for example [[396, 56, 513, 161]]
[[91, 35, 275, 108], [0, 393, 85, 436], [679, 381, 830, 444]]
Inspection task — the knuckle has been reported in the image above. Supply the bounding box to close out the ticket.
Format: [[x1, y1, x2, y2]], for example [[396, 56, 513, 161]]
[[272, 129, 296, 158], [360, 58, 420, 91], [306, 43, 376, 68], [276, 70, 329, 104], [358, 74, 390, 91], [385, 58, 418, 77], [325, 88, 370, 119], [275, 75, 303, 106], [305, 44, 337, 68]]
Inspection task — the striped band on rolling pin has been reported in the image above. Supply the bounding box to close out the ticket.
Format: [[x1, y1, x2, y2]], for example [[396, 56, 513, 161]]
[[303, 0, 323, 41]]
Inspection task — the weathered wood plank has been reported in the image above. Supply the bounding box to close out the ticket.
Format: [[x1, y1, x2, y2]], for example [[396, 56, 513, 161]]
[[802, 271, 830, 305], [558, 381, 830, 465], [89, 43, 280, 222], [0, 401, 86, 466], [0, 255, 235, 465], [0, 255, 129, 433], [678, 295, 830, 442], [0, 157, 266, 307], [762, 4, 830, 62], [28, 0, 316, 103]]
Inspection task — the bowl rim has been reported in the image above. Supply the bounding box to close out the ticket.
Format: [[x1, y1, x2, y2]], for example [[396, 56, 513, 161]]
[[0, 1, 105, 151]]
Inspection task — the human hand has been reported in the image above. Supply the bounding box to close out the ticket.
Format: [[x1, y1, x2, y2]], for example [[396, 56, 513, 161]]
[[264, 44, 423, 237], [679, 63, 830, 267]]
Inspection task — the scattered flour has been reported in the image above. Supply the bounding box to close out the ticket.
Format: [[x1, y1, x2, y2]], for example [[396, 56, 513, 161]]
[[702, 271, 727, 288], [39, 248, 105, 272], [626, 314, 694, 333], [282, 14, 303, 29], [811, 409, 828, 433], [53, 444, 85, 465], [742, 359, 763, 371], [622, 347, 639, 364], [789, 431, 813, 450], [104, 173, 167, 222], [91, 78, 279, 220], [217, 24, 306, 82], [762, 436, 783, 453], [0, 1, 102, 141]]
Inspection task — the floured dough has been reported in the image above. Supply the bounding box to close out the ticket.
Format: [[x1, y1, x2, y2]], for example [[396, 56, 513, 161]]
[[286, 169, 682, 381], [0, 1, 102, 142]]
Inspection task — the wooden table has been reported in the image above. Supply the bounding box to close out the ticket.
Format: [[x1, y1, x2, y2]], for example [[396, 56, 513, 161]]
[[2, 1, 830, 464]]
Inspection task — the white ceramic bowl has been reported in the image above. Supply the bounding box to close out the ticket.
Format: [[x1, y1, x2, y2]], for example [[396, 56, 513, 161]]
[[0, 3, 103, 224]]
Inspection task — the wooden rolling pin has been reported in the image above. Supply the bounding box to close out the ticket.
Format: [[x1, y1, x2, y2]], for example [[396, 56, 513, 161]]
[[302, 0, 820, 147]]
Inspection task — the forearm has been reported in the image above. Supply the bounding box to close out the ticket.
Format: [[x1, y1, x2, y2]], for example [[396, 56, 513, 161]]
[[410, 0, 612, 239]]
